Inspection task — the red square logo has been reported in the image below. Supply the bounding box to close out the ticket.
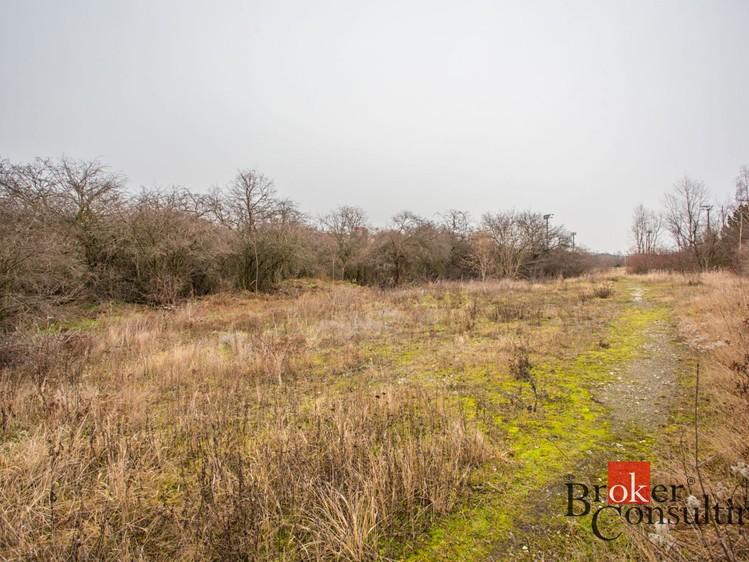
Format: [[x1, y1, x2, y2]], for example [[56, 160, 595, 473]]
[[607, 461, 650, 504]]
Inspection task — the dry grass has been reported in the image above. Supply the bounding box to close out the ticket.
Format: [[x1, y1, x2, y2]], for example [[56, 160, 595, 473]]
[[2, 272, 744, 560], [0, 275, 614, 561], [629, 271, 749, 561], [0, 283, 498, 561]]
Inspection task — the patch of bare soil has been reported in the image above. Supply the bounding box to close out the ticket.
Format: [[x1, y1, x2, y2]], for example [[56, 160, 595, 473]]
[[597, 286, 679, 431]]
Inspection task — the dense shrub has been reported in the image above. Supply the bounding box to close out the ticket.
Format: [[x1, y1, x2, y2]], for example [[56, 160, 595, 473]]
[[1, 156, 605, 330]]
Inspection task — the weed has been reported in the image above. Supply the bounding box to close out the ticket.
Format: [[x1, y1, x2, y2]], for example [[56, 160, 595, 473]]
[[592, 282, 615, 299], [509, 343, 537, 412]]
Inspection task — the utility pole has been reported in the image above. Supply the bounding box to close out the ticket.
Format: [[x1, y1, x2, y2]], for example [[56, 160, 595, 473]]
[[571, 231, 576, 250], [739, 198, 748, 253], [701, 205, 714, 270], [543, 213, 554, 250], [735, 169, 748, 255], [701, 205, 713, 234]]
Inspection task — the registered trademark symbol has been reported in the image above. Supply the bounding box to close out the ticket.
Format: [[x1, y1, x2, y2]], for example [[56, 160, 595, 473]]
[[687, 477, 696, 485]]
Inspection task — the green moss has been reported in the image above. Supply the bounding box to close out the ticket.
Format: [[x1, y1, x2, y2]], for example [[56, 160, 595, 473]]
[[42, 316, 100, 333], [404, 284, 671, 561]]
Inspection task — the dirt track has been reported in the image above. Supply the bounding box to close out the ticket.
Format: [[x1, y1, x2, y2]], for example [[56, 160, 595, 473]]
[[488, 283, 684, 561], [597, 285, 679, 431]]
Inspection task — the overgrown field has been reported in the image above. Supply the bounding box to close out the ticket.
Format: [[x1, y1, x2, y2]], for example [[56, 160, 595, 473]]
[[0, 272, 746, 560]]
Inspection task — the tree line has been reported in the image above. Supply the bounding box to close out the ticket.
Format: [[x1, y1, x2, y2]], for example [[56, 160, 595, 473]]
[[0, 156, 599, 327], [629, 167, 749, 272]]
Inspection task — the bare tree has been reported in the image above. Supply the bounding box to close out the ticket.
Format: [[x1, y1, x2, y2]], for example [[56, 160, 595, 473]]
[[0, 157, 58, 207], [273, 198, 304, 226], [367, 212, 449, 286], [664, 177, 708, 266], [228, 170, 277, 229], [43, 158, 125, 280], [481, 211, 546, 278], [51, 157, 123, 221], [321, 206, 368, 280], [439, 209, 471, 238], [468, 231, 494, 281], [2, 154, 611, 325], [228, 170, 278, 292], [384, 212, 423, 286], [0, 158, 116, 321], [438, 210, 473, 279], [124, 188, 230, 303], [630, 204, 662, 254]]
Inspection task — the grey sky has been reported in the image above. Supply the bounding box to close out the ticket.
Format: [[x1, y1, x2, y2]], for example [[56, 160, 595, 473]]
[[2, 0, 748, 252]]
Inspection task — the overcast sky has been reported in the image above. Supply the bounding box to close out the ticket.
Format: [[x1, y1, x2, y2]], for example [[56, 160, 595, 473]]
[[1, 0, 748, 252]]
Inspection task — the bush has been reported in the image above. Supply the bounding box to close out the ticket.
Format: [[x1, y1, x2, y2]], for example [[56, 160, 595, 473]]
[[592, 282, 614, 299], [626, 251, 699, 274]]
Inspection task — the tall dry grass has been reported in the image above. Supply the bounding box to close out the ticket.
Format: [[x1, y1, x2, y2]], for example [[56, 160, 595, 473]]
[[2, 273, 708, 560], [633, 271, 749, 561], [0, 285, 491, 561]]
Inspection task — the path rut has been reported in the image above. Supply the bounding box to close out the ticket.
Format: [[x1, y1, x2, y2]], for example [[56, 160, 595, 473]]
[[488, 285, 681, 561], [596, 286, 679, 431]]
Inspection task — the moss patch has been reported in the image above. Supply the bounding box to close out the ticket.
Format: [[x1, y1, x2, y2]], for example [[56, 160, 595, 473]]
[[404, 284, 671, 560]]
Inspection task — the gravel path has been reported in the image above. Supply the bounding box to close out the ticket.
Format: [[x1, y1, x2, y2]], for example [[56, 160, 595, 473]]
[[597, 285, 679, 431]]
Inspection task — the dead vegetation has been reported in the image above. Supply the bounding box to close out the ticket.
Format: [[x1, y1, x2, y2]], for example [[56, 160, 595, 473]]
[[0, 271, 745, 561], [0, 271, 627, 561], [628, 271, 749, 561], [0, 285, 499, 561]]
